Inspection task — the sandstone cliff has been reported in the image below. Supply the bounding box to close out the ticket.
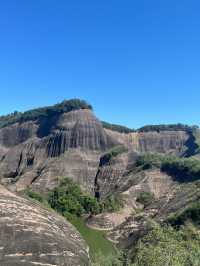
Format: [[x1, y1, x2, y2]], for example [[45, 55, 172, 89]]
[[0, 185, 90, 266], [0, 109, 118, 193], [0, 104, 193, 195]]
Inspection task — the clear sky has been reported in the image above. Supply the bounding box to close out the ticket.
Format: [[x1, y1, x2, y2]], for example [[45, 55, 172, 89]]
[[0, 0, 199, 128]]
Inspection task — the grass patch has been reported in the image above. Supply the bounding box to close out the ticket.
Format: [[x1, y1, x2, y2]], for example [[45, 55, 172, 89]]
[[68, 215, 116, 260], [25, 179, 117, 261]]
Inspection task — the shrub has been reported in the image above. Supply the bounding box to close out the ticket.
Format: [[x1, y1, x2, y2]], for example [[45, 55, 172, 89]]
[[92, 251, 124, 266], [101, 121, 135, 134], [48, 177, 101, 217], [132, 222, 200, 266], [25, 189, 49, 207], [100, 145, 128, 166], [138, 124, 196, 133], [136, 153, 200, 182], [135, 153, 162, 169], [167, 202, 200, 228], [136, 192, 155, 207], [101, 194, 125, 212]]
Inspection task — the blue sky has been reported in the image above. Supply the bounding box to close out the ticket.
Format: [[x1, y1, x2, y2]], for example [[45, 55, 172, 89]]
[[0, 0, 199, 128]]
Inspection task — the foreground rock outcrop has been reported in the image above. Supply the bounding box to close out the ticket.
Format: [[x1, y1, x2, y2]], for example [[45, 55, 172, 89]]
[[0, 185, 90, 266]]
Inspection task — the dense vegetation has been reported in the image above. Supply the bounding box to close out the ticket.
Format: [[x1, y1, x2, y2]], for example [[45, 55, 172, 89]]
[[101, 121, 135, 133], [136, 153, 200, 182], [167, 202, 200, 228], [92, 252, 125, 266], [48, 177, 125, 217], [25, 178, 119, 261], [101, 194, 125, 212], [102, 122, 199, 135], [132, 222, 200, 266], [0, 99, 92, 128], [48, 177, 101, 217], [138, 124, 197, 133]]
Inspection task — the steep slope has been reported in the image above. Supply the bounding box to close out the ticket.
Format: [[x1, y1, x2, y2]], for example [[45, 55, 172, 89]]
[[0, 107, 118, 193], [0, 185, 90, 266], [105, 129, 190, 155], [0, 100, 196, 196], [93, 152, 200, 250]]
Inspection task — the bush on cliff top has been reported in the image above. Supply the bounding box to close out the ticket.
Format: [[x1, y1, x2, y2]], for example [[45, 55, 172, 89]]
[[101, 121, 135, 134], [0, 99, 92, 128], [137, 124, 197, 133]]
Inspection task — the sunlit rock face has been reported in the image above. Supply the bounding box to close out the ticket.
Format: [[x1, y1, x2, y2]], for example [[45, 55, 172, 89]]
[[0, 109, 118, 193], [136, 131, 189, 154], [105, 129, 189, 155], [45, 109, 116, 154], [0, 106, 192, 196], [0, 185, 90, 266]]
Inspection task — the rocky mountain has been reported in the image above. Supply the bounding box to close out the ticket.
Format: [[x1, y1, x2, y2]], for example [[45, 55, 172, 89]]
[[0, 100, 196, 194], [0, 99, 200, 265]]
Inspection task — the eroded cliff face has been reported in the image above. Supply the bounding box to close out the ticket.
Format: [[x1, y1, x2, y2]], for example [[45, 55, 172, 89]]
[[105, 129, 189, 155], [91, 151, 176, 234], [0, 107, 192, 195], [0, 185, 90, 266], [0, 107, 193, 207], [106, 178, 200, 249], [0, 109, 118, 193], [92, 146, 200, 248]]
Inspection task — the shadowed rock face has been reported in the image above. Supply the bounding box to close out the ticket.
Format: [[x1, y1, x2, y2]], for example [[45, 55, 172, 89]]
[[0, 185, 90, 266]]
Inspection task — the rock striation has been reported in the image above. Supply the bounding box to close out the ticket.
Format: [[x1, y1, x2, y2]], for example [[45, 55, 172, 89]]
[[0, 109, 118, 193], [0, 109, 191, 195], [0, 185, 90, 266]]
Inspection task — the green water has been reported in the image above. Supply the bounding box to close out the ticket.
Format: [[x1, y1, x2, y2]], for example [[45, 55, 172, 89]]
[[69, 216, 116, 259]]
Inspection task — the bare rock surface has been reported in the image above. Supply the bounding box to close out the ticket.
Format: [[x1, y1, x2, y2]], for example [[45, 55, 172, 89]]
[[106, 129, 189, 155], [0, 109, 118, 193], [0, 185, 90, 266], [0, 108, 192, 195]]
